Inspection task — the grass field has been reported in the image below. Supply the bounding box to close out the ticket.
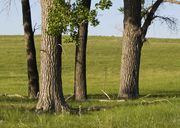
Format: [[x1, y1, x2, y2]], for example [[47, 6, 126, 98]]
[[0, 36, 180, 128]]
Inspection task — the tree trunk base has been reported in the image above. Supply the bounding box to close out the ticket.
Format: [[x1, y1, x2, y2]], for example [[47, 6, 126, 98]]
[[118, 94, 139, 99], [36, 99, 71, 113]]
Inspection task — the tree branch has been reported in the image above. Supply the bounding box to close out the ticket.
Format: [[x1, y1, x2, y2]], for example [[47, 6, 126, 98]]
[[153, 15, 177, 30], [164, 0, 180, 4], [33, 23, 41, 34], [141, 5, 153, 20], [141, 0, 163, 43], [0, 0, 12, 14], [141, 0, 179, 43]]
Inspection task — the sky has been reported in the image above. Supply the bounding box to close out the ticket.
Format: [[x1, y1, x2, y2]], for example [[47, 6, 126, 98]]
[[0, 0, 180, 38]]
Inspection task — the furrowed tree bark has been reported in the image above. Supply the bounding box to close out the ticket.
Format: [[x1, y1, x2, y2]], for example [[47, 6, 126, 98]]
[[74, 0, 91, 101], [36, 0, 69, 112], [21, 0, 39, 99], [118, 0, 142, 99], [118, 0, 167, 99]]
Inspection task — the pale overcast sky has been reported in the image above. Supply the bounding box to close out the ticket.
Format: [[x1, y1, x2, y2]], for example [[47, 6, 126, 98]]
[[0, 0, 180, 38]]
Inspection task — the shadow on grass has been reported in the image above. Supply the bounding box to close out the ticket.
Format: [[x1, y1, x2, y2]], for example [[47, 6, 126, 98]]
[[140, 90, 180, 98], [0, 95, 37, 103], [87, 93, 118, 100], [76, 91, 180, 114], [87, 90, 180, 100], [0, 91, 179, 115], [0, 104, 36, 112], [0, 96, 37, 113]]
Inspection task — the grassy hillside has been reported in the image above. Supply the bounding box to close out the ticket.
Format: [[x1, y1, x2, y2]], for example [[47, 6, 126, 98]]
[[0, 36, 180, 128]]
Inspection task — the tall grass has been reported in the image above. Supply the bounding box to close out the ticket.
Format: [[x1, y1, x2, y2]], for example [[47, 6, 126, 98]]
[[0, 36, 180, 128]]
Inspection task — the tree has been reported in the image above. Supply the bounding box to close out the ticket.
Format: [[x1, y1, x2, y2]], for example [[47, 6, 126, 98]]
[[73, 0, 112, 102], [21, 0, 39, 99], [47, 0, 112, 101], [74, 0, 91, 101], [36, 0, 69, 112], [118, 0, 179, 99], [118, 0, 142, 99]]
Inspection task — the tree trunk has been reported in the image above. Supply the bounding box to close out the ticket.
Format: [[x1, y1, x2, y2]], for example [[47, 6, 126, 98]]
[[118, 0, 142, 99], [36, 0, 69, 112], [74, 0, 91, 101], [21, 0, 39, 99]]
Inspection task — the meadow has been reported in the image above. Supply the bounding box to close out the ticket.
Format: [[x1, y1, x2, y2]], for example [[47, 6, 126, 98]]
[[0, 36, 180, 128]]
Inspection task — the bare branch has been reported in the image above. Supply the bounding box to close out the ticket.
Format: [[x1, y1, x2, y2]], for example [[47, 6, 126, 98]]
[[33, 23, 41, 33], [65, 94, 74, 101], [141, 5, 153, 20], [164, 0, 180, 4], [0, 0, 12, 14], [153, 15, 177, 30], [141, 0, 163, 42], [101, 90, 111, 100], [0, 93, 25, 98], [140, 0, 179, 43]]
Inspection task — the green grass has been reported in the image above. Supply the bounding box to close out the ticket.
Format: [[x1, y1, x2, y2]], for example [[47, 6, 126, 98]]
[[0, 36, 180, 128]]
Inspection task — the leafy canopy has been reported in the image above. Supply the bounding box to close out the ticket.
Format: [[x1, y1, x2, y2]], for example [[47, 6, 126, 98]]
[[47, 0, 112, 42]]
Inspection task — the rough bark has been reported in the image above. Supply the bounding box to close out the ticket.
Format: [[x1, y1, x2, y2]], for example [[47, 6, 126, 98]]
[[21, 0, 39, 99], [118, 0, 142, 99], [36, 0, 69, 112], [118, 0, 166, 98], [74, 0, 91, 101]]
